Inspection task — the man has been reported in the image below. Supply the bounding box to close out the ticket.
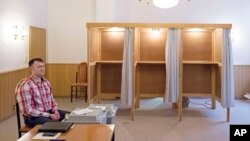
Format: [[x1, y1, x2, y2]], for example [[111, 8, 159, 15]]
[[16, 58, 69, 128]]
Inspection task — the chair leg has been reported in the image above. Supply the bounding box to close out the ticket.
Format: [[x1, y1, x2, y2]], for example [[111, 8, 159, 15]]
[[16, 103, 22, 138], [71, 86, 73, 103], [75, 87, 78, 99], [85, 87, 88, 103], [18, 130, 21, 138]]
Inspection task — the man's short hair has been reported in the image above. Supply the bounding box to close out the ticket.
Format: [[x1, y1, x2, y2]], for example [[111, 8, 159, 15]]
[[29, 58, 44, 67]]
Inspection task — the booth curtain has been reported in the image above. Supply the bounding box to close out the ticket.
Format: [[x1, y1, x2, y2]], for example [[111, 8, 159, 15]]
[[221, 28, 235, 108], [121, 27, 134, 106], [165, 28, 181, 103]]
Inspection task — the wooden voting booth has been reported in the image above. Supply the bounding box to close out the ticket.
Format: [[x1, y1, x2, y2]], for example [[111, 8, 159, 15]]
[[86, 23, 232, 121]]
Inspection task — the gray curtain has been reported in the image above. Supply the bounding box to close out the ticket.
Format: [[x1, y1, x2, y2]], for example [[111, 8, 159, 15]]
[[165, 28, 180, 103], [221, 29, 234, 108], [121, 27, 134, 106]]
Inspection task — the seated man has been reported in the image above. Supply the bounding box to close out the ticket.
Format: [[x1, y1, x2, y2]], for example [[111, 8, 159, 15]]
[[16, 58, 69, 128]]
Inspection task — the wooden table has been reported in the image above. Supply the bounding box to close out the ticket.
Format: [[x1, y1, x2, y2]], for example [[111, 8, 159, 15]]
[[17, 124, 115, 141]]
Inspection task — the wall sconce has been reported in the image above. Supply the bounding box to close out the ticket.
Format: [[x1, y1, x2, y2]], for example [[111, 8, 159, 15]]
[[13, 25, 28, 40], [138, 0, 152, 4], [152, 28, 160, 32], [150, 28, 161, 38]]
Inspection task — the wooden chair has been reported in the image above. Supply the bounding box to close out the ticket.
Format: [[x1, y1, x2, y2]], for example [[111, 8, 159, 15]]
[[15, 79, 31, 138], [16, 102, 31, 138], [71, 62, 88, 102]]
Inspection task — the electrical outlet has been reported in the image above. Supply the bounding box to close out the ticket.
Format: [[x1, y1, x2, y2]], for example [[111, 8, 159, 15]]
[[24, 55, 28, 63], [12, 105, 16, 111]]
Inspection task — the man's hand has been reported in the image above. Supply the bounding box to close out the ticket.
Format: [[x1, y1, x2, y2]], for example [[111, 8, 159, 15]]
[[53, 110, 61, 119], [49, 113, 59, 121]]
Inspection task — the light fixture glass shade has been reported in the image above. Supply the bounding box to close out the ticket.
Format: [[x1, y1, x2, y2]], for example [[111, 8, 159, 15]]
[[153, 0, 179, 8]]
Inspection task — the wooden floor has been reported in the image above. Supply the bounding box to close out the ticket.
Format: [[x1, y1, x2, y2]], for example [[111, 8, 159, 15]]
[[1, 97, 250, 141]]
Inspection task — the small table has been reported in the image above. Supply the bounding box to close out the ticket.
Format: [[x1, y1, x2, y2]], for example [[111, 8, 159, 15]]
[[17, 124, 115, 141]]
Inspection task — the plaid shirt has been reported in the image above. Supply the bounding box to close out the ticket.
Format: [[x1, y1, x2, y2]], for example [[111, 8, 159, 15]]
[[16, 76, 58, 117]]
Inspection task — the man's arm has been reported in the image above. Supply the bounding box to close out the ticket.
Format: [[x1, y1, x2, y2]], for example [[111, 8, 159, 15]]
[[44, 79, 59, 112], [51, 95, 58, 112], [45, 81, 60, 119], [16, 83, 50, 117]]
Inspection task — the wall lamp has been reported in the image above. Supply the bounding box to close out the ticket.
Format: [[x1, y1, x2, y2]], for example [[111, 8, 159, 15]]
[[13, 25, 28, 40]]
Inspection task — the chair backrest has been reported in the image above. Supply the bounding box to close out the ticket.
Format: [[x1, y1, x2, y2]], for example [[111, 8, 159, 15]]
[[78, 62, 87, 83], [15, 79, 26, 112], [15, 78, 27, 138], [16, 101, 22, 137], [15, 78, 26, 107]]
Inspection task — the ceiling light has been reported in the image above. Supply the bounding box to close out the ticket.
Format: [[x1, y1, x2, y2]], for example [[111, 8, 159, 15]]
[[153, 0, 179, 8]]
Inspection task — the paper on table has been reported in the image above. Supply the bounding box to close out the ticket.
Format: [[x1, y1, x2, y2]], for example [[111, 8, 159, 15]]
[[31, 132, 61, 140], [94, 106, 106, 111], [72, 108, 93, 115]]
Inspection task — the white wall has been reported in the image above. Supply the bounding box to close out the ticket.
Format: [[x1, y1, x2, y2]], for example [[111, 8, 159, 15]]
[[47, 0, 95, 63], [0, 0, 48, 72], [2, 0, 248, 67], [47, 0, 250, 64], [96, 0, 250, 65], [96, 0, 116, 22]]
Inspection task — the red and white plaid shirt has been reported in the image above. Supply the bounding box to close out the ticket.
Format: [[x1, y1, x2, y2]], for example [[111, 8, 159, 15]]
[[16, 76, 58, 117]]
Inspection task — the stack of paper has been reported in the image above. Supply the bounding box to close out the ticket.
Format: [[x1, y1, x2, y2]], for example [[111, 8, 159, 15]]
[[72, 108, 93, 115]]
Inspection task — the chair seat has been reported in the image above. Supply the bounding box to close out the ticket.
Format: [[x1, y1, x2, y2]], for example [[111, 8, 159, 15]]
[[71, 83, 88, 87], [71, 62, 88, 103], [20, 125, 32, 132], [71, 82, 88, 102]]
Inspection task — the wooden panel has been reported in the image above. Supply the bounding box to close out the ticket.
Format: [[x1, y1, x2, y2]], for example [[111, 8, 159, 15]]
[[87, 23, 232, 29], [100, 64, 122, 93], [46, 64, 78, 97], [215, 66, 221, 99], [139, 64, 166, 95], [157, 64, 250, 99], [29, 26, 46, 61], [88, 29, 99, 62], [183, 61, 218, 65], [134, 28, 140, 62], [95, 61, 122, 64], [79, 62, 88, 83], [101, 31, 125, 60], [183, 64, 212, 94], [183, 31, 212, 61], [139, 30, 167, 61], [234, 65, 250, 98], [89, 65, 97, 100], [214, 29, 222, 63], [0, 68, 29, 121]]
